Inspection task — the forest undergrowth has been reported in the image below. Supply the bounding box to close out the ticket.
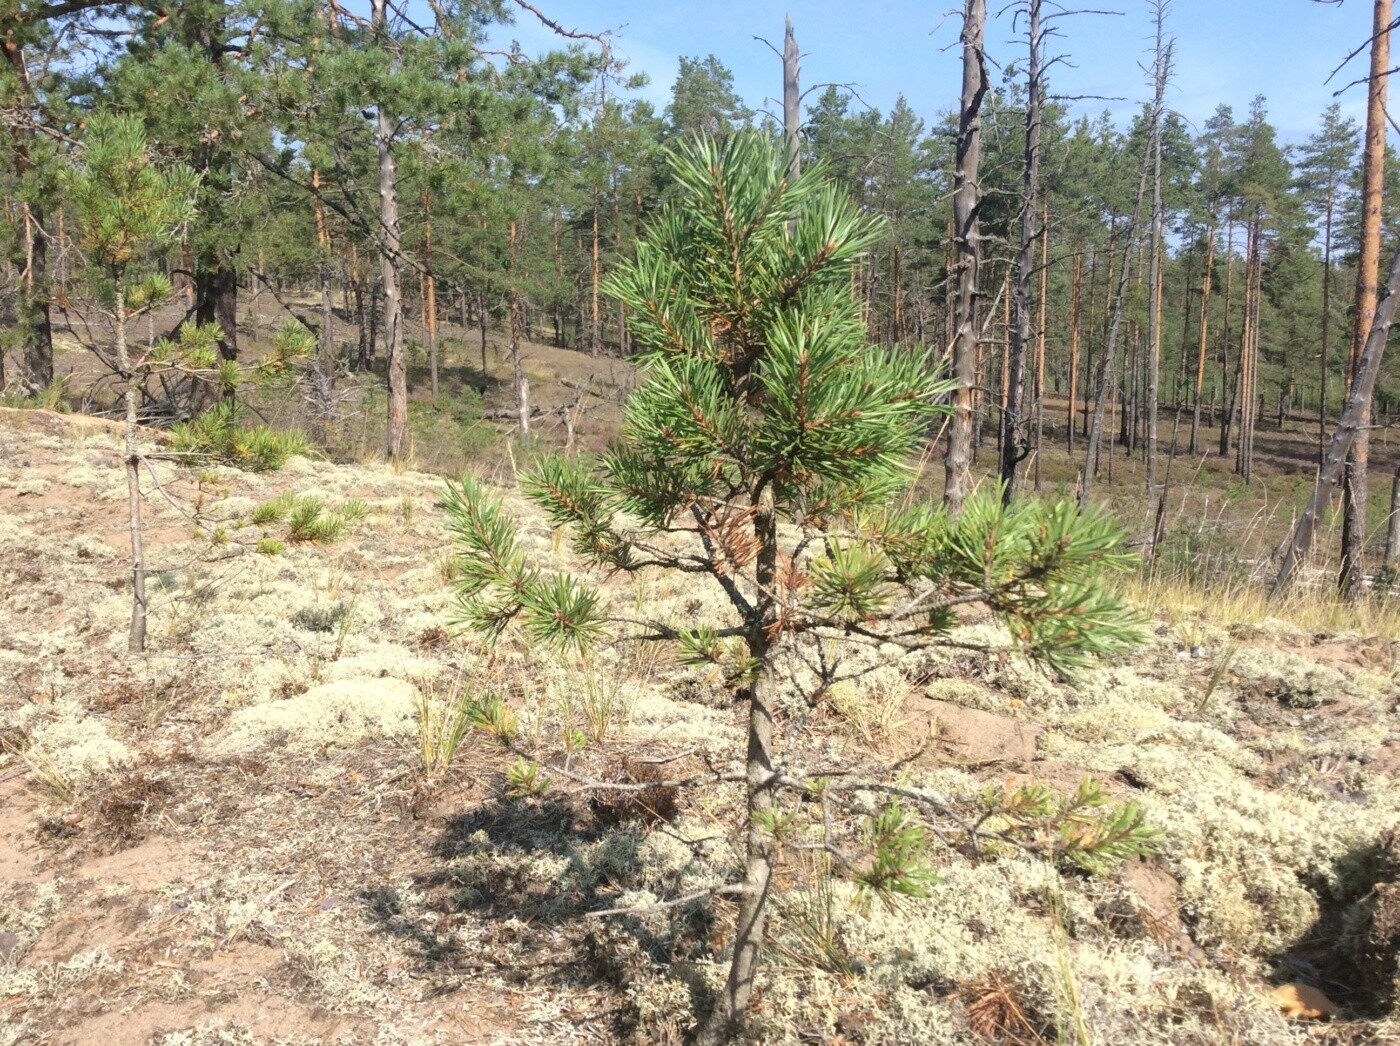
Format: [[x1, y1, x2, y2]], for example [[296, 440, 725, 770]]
[[3, 378, 1400, 1044]]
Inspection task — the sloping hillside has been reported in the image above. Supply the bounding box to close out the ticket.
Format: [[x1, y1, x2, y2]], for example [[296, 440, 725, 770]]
[[3, 408, 1400, 1046]]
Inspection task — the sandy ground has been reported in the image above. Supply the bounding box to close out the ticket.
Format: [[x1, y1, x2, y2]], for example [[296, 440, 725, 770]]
[[3, 406, 1400, 1045]]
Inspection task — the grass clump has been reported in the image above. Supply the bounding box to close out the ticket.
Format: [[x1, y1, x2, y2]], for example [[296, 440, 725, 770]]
[[255, 537, 285, 556], [416, 682, 476, 776], [0, 375, 71, 411], [171, 400, 310, 472], [250, 492, 360, 546], [250, 490, 298, 524], [286, 497, 347, 544], [338, 497, 370, 524]]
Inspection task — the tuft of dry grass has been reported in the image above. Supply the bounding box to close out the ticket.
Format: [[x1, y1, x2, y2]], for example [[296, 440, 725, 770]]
[[3, 734, 75, 803], [415, 671, 476, 776]]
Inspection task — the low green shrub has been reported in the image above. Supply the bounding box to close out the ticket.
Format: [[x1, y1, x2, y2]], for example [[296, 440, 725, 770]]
[[171, 400, 310, 472]]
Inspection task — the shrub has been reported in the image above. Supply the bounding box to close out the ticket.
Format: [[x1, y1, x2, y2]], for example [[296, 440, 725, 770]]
[[285, 497, 348, 544], [171, 400, 310, 472]]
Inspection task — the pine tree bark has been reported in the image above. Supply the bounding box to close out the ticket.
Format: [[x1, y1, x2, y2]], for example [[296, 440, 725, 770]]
[[1274, 237, 1400, 595], [998, 0, 1042, 503], [1080, 145, 1148, 507], [695, 487, 778, 1046], [1341, 0, 1392, 598], [2, 37, 54, 395], [373, 0, 408, 461], [1190, 222, 1216, 454], [944, 0, 987, 513], [590, 191, 602, 355], [424, 191, 439, 399], [1385, 470, 1400, 567], [185, 7, 238, 375], [1067, 252, 1082, 453], [1144, 9, 1171, 496], [1218, 220, 1236, 457], [1236, 223, 1257, 480], [1034, 203, 1048, 491], [508, 218, 529, 437], [1320, 184, 1335, 466]]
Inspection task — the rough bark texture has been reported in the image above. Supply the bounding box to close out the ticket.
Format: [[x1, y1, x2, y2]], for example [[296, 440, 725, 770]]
[[1341, 0, 1391, 598], [944, 0, 987, 513], [998, 0, 1041, 503], [373, 0, 408, 462], [3, 38, 54, 395]]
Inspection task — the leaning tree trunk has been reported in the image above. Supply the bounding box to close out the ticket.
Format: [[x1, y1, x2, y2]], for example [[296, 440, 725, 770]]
[[998, 0, 1042, 504], [944, 0, 987, 514], [1273, 236, 1400, 596], [373, 0, 407, 461], [1341, 0, 1392, 599]]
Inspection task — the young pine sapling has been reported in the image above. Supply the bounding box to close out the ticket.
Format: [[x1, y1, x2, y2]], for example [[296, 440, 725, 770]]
[[445, 134, 1144, 1044]]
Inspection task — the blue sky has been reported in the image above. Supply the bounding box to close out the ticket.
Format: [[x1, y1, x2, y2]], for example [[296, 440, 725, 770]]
[[491, 1, 1383, 146]]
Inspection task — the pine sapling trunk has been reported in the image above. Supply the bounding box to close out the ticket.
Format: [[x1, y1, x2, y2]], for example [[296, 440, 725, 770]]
[[696, 487, 778, 1046], [115, 276, 147, 653]]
